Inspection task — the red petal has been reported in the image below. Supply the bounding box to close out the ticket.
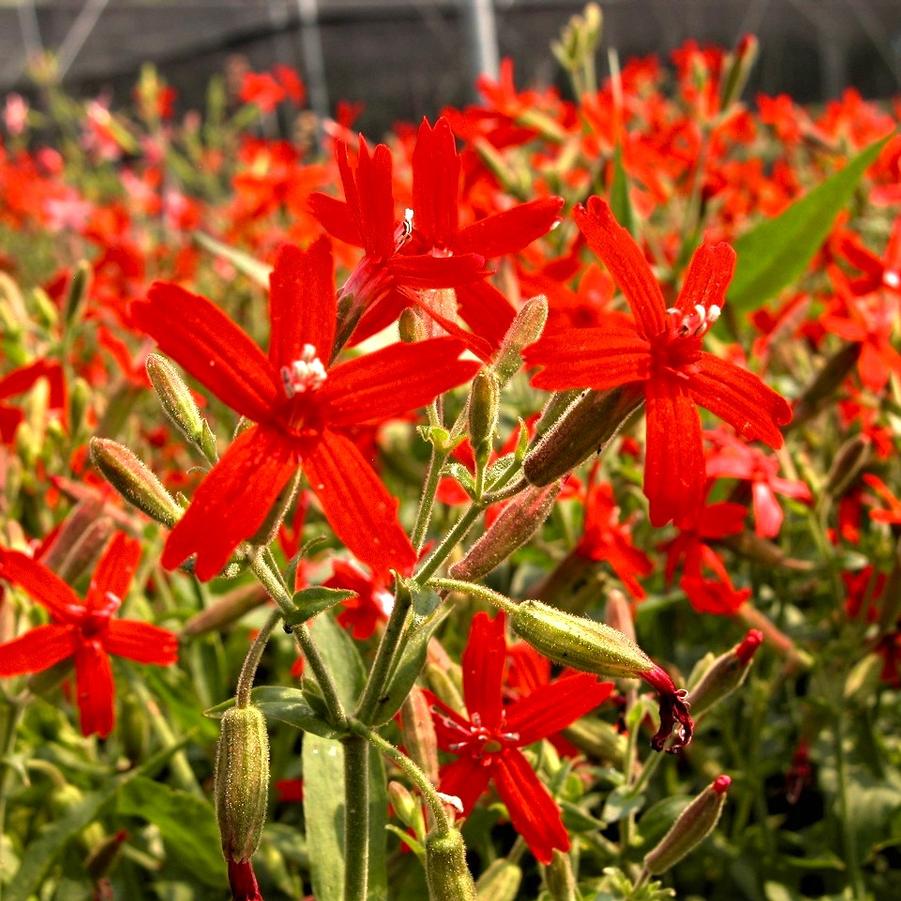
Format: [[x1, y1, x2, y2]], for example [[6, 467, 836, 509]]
[[0, 624, 77, 675], [268, 237, 336, 369], [307, 193, 362, 247], [74, 640, 115, 738], [357, 140, 395, 259], [105, 620, 179, 665], [162, 426, 297, 580], [454, 281, 516, 350], [752, 482, 784, 537], [0, 550, 81, 621], [687, 353, 792, 448], [132, 283, 278, 423], [453, 197, 563, 258], [525, 325, 651, 391], [0, 405, 23, 443], [389, 253, 486, 289], [320, 338, 478, 427], [462, 611, 506, 728], [303, 430, 416, 575], [493, 749, 570, 865], [87, 533, 141, 608], [505, 675, 613, 745], [438, 756, 492, 816], [412, 117, 460, 248], [574, 197, 666, 339], [674, 241, 736, 317], [644, 377, 705, 527]]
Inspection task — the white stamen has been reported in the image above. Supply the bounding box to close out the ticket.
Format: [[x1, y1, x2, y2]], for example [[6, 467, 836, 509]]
[[883, 270, 900, 290], [437, 792, 464, 814], [280, 343, 327, 398], [374, 589, 395, 617], [666, 302, 719, 337], [394, 207, 415, 249]]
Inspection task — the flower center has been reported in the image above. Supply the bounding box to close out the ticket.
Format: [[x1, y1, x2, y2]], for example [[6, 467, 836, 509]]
[[394, 207, 414, 250], [883, 269, 900, 290], [280, 344, 327, 398], [665, 303, 721, 339]]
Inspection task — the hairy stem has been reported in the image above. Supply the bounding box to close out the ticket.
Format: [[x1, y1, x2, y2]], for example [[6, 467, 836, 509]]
[[342, 733, 370, 901], [235, 608, 282, 708]]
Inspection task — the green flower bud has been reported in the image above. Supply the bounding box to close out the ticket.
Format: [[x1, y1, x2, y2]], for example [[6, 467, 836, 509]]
[[146, 353, 217, 461], [643, 776, 731, 874], [449, 482, 561, 582], [720, 34, 758, 109], [686, 630, 762, 717], [824, 434, 871, 500], [85, 829, 126, 881], [55, 516, 115, 584], [792, 343, 861, 430], [493, 295, 548, 387], [476, 858, 522, 901], [425, 829, 477, 901], [563, 718, 627, 767], [64, 260, 91, 327], [468, 370, 499, 469], [214, 705, 270, 863], [181, 584, 268, 637], [399, 307, 428, 343], [388, 781, 423, 834], [523, 388, 642, 486], [400, 688, 440, 784], [89, 437, 182, 527], [545, 848, 577, 901]]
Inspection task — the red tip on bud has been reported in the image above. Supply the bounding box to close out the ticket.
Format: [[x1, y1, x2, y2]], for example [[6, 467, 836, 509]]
[[735, 629, 763, 664], [736, 34, 757, 58], [712, 775, 732, 794], [642, 665, 694, 753], [227, 859, 263, 901]]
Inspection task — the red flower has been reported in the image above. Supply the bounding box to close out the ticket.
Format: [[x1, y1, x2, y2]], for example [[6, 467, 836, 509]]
[[525, 198, 792, 526], [406, 117, 563, 349], [0, 359, 67, 443], [836, 215, 901, 297], [0, 534, 178, 737], [862, 473, 901, 525], [428, 611, 612, 864], [660, 499, 746, 584], [131, 237, 479, 580], [576, 480, 653, 599], [309, 139, 487, 347], [323, 559, 394, 640]]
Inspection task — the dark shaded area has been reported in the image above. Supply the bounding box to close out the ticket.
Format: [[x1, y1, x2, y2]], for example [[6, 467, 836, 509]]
[[1, 1, 899, 134]]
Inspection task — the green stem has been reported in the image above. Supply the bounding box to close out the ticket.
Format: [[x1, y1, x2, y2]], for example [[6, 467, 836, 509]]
[[411, 448, 448, 553], [129, 677, 201, 795], [414, 505, 482, 584], [249, 551, 347, 728], [355, 583, 414, 724], [355, 722, 450, 833], [0, 699, 24, 840], [235, 608, 282, 708], [631, 748, 665, 796], [834, 713, 865, 899], [342, 733, 370, 901], [427, 577, 517, 614]]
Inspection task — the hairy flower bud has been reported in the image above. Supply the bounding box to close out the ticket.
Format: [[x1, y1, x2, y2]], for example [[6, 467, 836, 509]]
[[792, 343, 861, 429], [399, 307, 428, 343], [493, 295, 548, 386], [523, 388, 642, 486], [90, 437, 183, 527], [604, 589, 636, 643], [686, 629, 763, 717], [476, 859, 523, 901], [468, 370, 499, 470], [824, 434, 871, 500], [545, 848, 577, 901], [181, 584, 268, 637], [720, 34, 758, 109], [146, 353, 218, 461], [449, 482, 561, 582], [510, 599, 693, 751], [64, 260, 91, 327], [214, 705, 270, 864], [388, 781, 423, 833], [643, 775, 731, 874], [400, 688, 440, 784], [425, 828, 477, 901], [55, 516, 115, 584], [563, 718, 627, 767]]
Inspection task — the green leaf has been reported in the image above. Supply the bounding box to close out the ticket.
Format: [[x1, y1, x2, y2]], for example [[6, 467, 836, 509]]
[[308, 612, 366, 710], [193, 232, 271, 287], [601, 785, 646, 824], [302, 736, 388, 901], [610, 144, 635, 236], [116, 777, 226, 888], [285, 586, 357, 626], [727, 133, 892, 311], [205, 685, 341, 738], [6, 738, 189, 901]]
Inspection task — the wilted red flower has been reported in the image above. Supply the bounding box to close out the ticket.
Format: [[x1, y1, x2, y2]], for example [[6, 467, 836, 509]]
[[526, 198, 792, 527], [131, 237, 478, 579], [427, 611, 612, 864], [0, 534, 178, 737]]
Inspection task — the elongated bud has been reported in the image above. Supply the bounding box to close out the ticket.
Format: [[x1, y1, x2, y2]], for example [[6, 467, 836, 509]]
[[791, 343, 861, 430], [449, 482, 562, 582], [720, 34, 758, 109], [55, 516, 115, 584], [388, 781, 424, 834], [399, 307, 428, 343], [686, 630, 762, 717], [524, 388, 642, 486], [227, 859, 263, 901], [69, 377, 91, 438], [476, 858, 522, 901], [182, 584, 268, 636], [41, 497, 104, 572], [400, 688, 440, 784], [146, 353, 218, 460], [90, 437, 182, 527], [85, 829, 127, 881], [424, 662, 465, 713], [545, 849, 577, 901], [214, 705, 270, 865], [493, 296, 548, 386], [468, 371, 499, 468], [510, 599, 693, 751], [644, 775, 731, 874], [824, 435, 870, 500], [425, 828, 477, 901], [64, 260, 91, 327]]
